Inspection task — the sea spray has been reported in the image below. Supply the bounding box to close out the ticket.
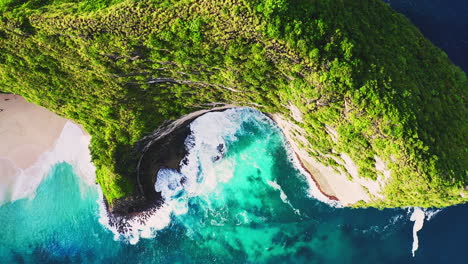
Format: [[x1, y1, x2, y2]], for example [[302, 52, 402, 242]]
[[109, 108, 321, 243], [1, 107, 453, 263], [425, 209, 442, 221], [104, 109, 248, 243], [100, 107, 441, 261], [1, 121, 95, 204], [108, 108, 346, 243]]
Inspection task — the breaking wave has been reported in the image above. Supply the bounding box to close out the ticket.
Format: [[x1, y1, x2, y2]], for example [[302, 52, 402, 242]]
[[1, 107, 452, 263], [110, 107, 337, 243], [98, 107, 444, 261], [0, 121, 95, 204]]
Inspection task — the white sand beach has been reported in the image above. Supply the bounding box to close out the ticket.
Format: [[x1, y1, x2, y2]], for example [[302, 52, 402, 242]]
[[0, 94, 94, 203], [0, 95, 386, 206], [270, 113, 388, 206]]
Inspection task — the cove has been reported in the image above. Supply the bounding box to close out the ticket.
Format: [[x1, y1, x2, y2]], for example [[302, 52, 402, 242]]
[[3, 108, 466, 263]]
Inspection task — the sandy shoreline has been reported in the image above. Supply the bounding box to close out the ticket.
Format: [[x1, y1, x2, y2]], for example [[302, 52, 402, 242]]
[[0, 94, 378, 208], [0, 94, 67, 168], [292, 151, 339, 202], [0, 94, 66, 202], [268, 113, 386, 206], [0, 94, 93, 203]]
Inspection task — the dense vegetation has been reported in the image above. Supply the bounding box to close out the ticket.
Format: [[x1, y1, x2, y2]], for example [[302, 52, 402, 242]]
[[0, 0, 466, 208]]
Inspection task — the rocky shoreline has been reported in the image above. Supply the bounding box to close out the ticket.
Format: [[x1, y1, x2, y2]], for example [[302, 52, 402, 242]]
[[104, 105, 236, 232], [0, 96, 345, 236], [105, 106, 345, 234]]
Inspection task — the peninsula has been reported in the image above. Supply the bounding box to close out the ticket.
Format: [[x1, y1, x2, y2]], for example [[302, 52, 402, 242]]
[[0, 0, 466, 215]]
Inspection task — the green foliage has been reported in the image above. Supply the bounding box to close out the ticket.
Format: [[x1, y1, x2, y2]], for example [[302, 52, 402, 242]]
[[0, 0, 126, 14], [0, 0, 466, 208]]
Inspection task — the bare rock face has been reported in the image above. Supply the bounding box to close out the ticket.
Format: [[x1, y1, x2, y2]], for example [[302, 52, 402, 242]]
[[107, 106, 235, 219]]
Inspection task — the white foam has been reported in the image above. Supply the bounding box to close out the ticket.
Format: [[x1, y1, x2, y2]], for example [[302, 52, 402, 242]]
[[425, 209, 442, 221], [0, 119, 124, 244], [110, 109, 246, 243], [390, 214, 404, 225], [97, 189, 120, 240], [410, 207, 426, 257], [97, 186, 175, 245], [236, 211, 249, 225], [267, 180, 301, 215], [1, 121, 96, 204], [111, 107, 340, 243], [186, 107, 340, 209]]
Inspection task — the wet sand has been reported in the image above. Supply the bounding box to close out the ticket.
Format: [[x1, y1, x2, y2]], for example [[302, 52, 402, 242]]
[[0, 94, 94, 205], [0, 94, 67, 202], [0, 95, 382, 209], [269, 113, 381, 206]]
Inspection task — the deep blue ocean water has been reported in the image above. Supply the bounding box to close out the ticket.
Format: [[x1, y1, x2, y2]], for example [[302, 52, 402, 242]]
[[1, 108, 466, 263], [384, 0, 468, 72], [1, 2, 467, 263]]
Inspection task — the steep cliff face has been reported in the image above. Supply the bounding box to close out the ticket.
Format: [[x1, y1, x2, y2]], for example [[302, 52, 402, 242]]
[[0, 0, 466, 208]]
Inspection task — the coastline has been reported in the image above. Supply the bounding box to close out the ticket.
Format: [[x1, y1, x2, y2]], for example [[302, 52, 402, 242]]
[[0, 96, 374, 241], [135, 107, 343, 209], [0, 95, 359, 231], [0, 95, 355, 212], [268, 113, 377, 206], [0, 94, 94, 204], [0, 94, 66, 203], [109, 105, 237, 216], [135, 105, 236, 198], [105, 105, 355, 219], [105, 107, 348, 241], [292, 152, 339, 202], [262, 112, 342, 203]]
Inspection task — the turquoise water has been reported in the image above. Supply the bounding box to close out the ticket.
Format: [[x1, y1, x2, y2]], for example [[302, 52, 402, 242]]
[[2, 2, 468, 261], [1, 108, 442, 263]]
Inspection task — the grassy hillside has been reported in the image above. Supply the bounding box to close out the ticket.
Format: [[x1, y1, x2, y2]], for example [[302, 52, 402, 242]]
[[0, 0, 466, 208]]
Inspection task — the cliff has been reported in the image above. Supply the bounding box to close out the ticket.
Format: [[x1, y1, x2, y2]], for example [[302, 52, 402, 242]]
[[0, 0, 466, 209]]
